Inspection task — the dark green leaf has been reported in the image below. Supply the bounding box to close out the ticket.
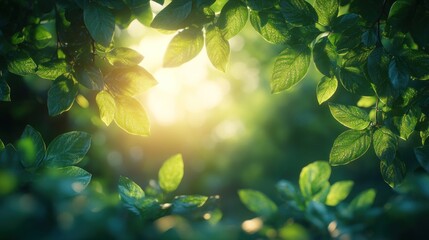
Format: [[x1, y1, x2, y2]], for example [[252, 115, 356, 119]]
[[47, 75, 79, 116], [114, 95, 150, 136], [392, 107, 420, 140], [277, 180, 298, 200], [331, 13, 360, 33], [348, 189, 376, 212], [299, 161, 331, 200], [367, 47, 390, 86], [7, 51, 37, 76], [48, 166, 92, 195], [217, 0, 248, 39], [329, 103, 370, 130], [339, 66, 372, 95], [205, 25, 230, 72], [317, 76, 338, 104], [330, 130, 371, 165], [0, 139, 4, 150], [17, 125, 46, 169], [373, 127, 398, 163], [151, 0, 192, 30], [84, 3, 115, 46], [361, 28, 378, 47], [0, 77, 11, 102], [279, 0, 318, 26], [238, 189, 278, 217], [326, 181, 353, 206], [172, 195, 208, 214], [45, 131, 91, 167], [96, 90, 116, 126], [380, 157, 406, 188], [107, 47, 144, 66], [401, 49, 429, 80], [313, 37, 337, 77], [415, 145, 429, 173], [158, 154, 184, 193], [343, 47, 373, 67], [36, 59, 68, 80], [314, 0, 338, 26], [246, 0, 276, 11], [163, 28, 204, 67], [388, 58, 409, 92], [75, 65, 104, 90], [386, 0, 415, 34], [249, 10, 290, 44], [118, 176, 145, 213], [271, 44, 311, 93], [105, 65, 157, 96]]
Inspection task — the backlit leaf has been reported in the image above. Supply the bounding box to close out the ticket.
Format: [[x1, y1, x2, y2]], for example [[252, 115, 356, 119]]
[[217, 0, 248, 39], [238, 189, 278, 217], [348, 189, 376, 212], [36, 59, 68, 80], [373, 127, 397, 162], [299, 161, 331, 200], [249, 10, 290, 44], [314, 0, 338, 26], [172, 195, 208, 213], [271, 44, 311, 93], [7, 51, 37, 76], [163, 28, 204, 67], [326, 181, 354, 206], [118, 176, 145, 209], [330, 130, 371, 165], [151, 0, 192, 30], [17, 125, 46, 169], [392, 107, 420, 140], [105, 66, 157, 97], [84, 2, 115, 46], [45, 131, 91, 167], [114, 95, 150, 136], [107, 47, 144, 66], [158, 154, 184, 193], [205, 25, 230, 72], [316, 76, 337, 104], [329, 103, 370, 130], [47, 75, 79, 116], [96, 90, 116, 126]]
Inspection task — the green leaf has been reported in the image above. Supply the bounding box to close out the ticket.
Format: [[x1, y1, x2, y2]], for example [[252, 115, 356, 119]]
[[172, 195, 208, 214], [271, 44, 311, 93], [249, 9, 290, 44], [96, 90, 116, 126], [313, 37, 338, 77], [415, 145, 429, 173], [0, 139, 4, 150], [314, 0, 338, 26], [118, 176, 145, 210], [74, 65, 104, 90], [163, 28, 204, 67], [17, 125, 46, 169], [386, 0, 415, 34], [7, 51, 37, 76], [105, 65, 157, 97], [107, 47, 144, 66], [48, 166, 92, 195], [84, 2, 115, 46], [339, 66, 372, 95], [329, 103, 370, 130], [277, 180, 298, 200], [316, 76, 338, 104], [388, 58, 409, 92], [326, 181, 354, 206], [238, 189, 278, 217], [246, 0, 276, 11], [392, 107, 420, 140], [279, 0, 318, 26], [373, 127, 397, 162], [158, 154, 184, 193], [299, 161, 331, 200], [348, 189, 376, 212], [114, 95, 150, 136], [217, 0, 248, 39], [380, 157, 406, 188], [329, 130, 371, 166], [367, 47, 390, 86], [0, 77, 11, 102], [205, 25, 230, 72], [401, 49, 429, 80], [47, 75, 79, 116], [36, 59, 68, 80], [45, 131, 91, 167], [132, 2, 153, 26], [331, 13, 360, 33], [151, 0, 192, 30]]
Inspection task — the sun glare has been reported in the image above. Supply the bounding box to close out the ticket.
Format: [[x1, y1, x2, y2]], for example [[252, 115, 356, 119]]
[[128, 21, 231, 126]]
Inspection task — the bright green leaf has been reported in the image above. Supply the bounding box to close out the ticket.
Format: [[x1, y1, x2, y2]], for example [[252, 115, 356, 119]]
[[205, 25, 230, 72], [0, 139, 4, 150], [326, 181, 353, 206], [96, 91, 116, 126], [316, 76, 338, 104], [132, 2, 153, 26], [107, 47, 144, 66], [163, 28, 204, 67], [271, 44, 311, 93], [249, 10, 290, 44], [299, 161, 331, 200], [36, 59, 68, 80], [17, 125, 46, 169], [172, 195, 208, 214], [47, 75, 79, 116], [348, 189, 376, 212], [45, 131, 91, 167], [238, 189, 278, 217], [151, 0, 192, 30], [217, 0, 248, 39], [84, 2, 115, 46], [74, 65, 104, 90], [114, 95, 151, 136], [158, 154, 184, 193], [106, 65, 157, 97], [401, 49, 429, 80], [329, 103, 371, 130], [414, 145, 429, 173], [118, 176, 145, 209], [329, 130, 371, 166], [392, 107, 420, 140], [279, 0, 318, 26], [7, 51, 37, 76], [373, 127, 397, 162], [314, 0, 339, 26], [380, 157, 406, 188]]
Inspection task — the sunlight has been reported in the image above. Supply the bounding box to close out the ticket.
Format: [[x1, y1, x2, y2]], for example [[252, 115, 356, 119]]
[[128, 21, 231, 126]]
